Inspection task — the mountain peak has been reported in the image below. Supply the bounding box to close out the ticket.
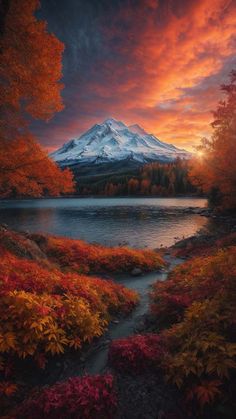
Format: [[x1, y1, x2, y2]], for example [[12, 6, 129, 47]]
[[50, 118, 190, 166], [103, 118, 119, 123], [102, 118, 126, 130]]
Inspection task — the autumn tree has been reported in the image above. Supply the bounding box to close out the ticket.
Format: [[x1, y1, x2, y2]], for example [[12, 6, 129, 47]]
[[189, 70, 236, 211], [140, 179, 151, 195], [0, 136, 74, 197], [0, 0, 75, 197], [128, 178, 139, 194], [150, 184, 159, 195]]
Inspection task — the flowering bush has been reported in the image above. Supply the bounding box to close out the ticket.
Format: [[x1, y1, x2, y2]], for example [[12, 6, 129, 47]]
[[13, 374, 117, 419], [109, 334, 164, 373]]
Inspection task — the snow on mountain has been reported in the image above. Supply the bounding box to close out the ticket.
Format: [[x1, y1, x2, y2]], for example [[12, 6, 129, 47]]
[[128, 124, 148, 136], [50, 118, 190, 166]]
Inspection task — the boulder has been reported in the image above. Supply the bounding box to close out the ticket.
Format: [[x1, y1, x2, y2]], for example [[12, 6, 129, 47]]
[[131, 267, 143, 276]]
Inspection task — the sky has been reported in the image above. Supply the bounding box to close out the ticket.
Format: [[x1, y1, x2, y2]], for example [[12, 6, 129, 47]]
[[33, 0, 236, 152]]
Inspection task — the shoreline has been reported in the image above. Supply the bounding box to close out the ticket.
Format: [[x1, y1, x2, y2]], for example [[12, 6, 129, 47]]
[[0, 194, 206, 201]]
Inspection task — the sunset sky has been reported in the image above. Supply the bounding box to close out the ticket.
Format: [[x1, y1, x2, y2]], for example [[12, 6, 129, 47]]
[[33, 0, 236, 152]]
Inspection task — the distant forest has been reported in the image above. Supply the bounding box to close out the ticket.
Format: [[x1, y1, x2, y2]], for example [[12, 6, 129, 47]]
[[78, 159, 199, 196]]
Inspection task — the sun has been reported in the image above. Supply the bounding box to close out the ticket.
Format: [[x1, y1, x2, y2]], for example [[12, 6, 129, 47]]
[[196, 150, 204, 158]]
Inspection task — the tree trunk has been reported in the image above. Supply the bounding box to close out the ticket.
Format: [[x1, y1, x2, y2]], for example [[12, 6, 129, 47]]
[[0, 0, 10, 39]]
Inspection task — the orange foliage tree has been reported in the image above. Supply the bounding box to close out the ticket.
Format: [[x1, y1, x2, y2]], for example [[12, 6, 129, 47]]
[[189, 70, 236, 211], [0, 0, 75, 196], [0, 134, 75, 197]]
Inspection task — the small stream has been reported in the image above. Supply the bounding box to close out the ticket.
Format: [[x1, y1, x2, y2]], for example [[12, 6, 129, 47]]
[[59, 255, 183, 380]]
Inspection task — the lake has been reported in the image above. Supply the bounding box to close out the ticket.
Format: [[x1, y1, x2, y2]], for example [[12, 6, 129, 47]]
[[0, 197, 208, 248]]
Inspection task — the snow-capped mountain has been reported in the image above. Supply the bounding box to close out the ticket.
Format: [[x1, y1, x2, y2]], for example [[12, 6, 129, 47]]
[[50, 118, 190, 166]]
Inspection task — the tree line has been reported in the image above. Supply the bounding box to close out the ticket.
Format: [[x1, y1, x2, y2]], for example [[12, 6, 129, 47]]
[[79, 159, 198, 196]]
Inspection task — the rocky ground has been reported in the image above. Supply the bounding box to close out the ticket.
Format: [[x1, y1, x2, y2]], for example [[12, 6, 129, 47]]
[[115, 373, 183, 419]]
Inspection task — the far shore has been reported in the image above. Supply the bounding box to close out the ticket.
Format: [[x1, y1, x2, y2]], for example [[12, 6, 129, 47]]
[[0, 193, 206, 201]]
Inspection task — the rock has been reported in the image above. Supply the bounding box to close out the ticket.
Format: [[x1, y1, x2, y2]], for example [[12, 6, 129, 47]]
[[103, 339, 112, 346], [0, 223, 8, 231], [131, 267, 143, 276], [0, 229, 48, 262]]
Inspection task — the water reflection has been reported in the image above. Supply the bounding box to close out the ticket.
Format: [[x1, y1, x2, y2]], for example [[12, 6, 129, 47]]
[[0, 197, 208, 248]]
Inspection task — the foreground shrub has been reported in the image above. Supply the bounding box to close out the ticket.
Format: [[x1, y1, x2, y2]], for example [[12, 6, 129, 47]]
[[0, 248, 138, 313], [150, 247, 236, 414], [162, 300, 236, 414], [0, 248, 138, 367], [0, 232, 140, 416], [31, 233, 164, 274], [109, 334, 164, 373], [13, 374, 117, 419], [150, 247, 236, 328], [109, 247, 236, 415]]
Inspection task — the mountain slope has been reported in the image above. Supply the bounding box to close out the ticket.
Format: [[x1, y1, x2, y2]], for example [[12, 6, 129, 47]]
[[50, 118, 190, 166]]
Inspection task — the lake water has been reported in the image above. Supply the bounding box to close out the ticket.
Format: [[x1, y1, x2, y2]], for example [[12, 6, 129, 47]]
[[0, 197, 208, 248]]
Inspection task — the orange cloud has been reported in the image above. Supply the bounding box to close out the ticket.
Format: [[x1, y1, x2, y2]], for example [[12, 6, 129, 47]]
[[35, 0, 236, 152], [99, 0, 235, 100]]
